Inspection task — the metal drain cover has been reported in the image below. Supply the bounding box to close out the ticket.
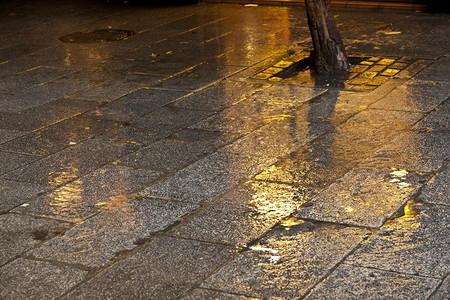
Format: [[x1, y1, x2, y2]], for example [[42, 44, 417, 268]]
[[59, 29, 135, 43]]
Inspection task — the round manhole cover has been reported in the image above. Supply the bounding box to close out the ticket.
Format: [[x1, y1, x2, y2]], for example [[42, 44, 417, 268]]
[[59, 29, 135, 43]]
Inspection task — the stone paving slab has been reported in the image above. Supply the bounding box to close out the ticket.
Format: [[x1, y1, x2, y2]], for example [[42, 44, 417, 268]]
[[170, 181, 318, 245], [28, 199, 198, 268], [0, 151, 39, 176], [140, 151, 276, 203], [305, 264, 440, 300], [85, 88, 189, 122], [0, 258, 87, 300], [431, 276, 450, 300], [181, 288, 261, 299], [0, 179, 50, 213], [2, 138, 140, 187], [0, 214, 70, 266], [370, 79, 450, 112], [413, 98, 450, 132], [63, 236, 236, 300], [418, 165, 450, 206], [0, 116, 121, 156], [171, 80, 268, 111], [201, 222, 369, 299], [296, 168, 422, 228], [415, 55, 450, 82], [360, 131, 450, 172], [345, 203, 450, 278], [119, 132, 237, 170], [0, 128, 24, 144], [13, 165, 162, 222]]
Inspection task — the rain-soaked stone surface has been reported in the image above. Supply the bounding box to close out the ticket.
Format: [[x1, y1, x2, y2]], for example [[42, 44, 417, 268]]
[[345, 203, 450, 278], [0, 151, 39, 175], [28, 199, 198, 267], [0, 214, 70, 265], [181, 288, 260, 299], [63, 236, 236, 300], [171, 181, 318, 245], [360, 131, 450, 172], [0, 116, 121, 156], [172, 80, 268, 111], [431, 276, 450, 300], [59, 29, 135, 43], [305, 264, 440, 299], [0, 128, 24, 144], [0, 179, 49, 213], [13, 165, 162, 222], [190, 85, 327, 134], [119, 132, 237, 170], [201, 222, 369, 299], [296, 168, 422, 228], [0, 258, 87, 299], [140, 152, 275, 203], [2, 138, 140, 187], [370, 79, 450, 112], [414, 99, 450, 132], [419, 166, 450, 206]]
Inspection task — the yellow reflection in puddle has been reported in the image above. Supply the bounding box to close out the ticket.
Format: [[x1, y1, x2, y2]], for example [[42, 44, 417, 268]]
[[280, 216, 305, 227]]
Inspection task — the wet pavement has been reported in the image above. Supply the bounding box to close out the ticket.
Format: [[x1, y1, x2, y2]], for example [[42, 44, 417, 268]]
[[0, 0, 449, 299]]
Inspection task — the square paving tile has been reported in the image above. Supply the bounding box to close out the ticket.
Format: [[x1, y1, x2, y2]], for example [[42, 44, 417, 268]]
[[360, 131, 450, 172], [140, 152, 276, 203], [345, 203, 450, 278], [28, 199, 198, 267], [181, 289, 258, 299], [0, 116, 120, 156], [419, 166, 450, 206], [201, 222, 369, 299], [296, 168, 422, 228], [305, 264, 440, 299], [0, 129, 24, 144], [171, 181, 318, 245], [2, 138, 139, 187], [13, 165, 162, 221], [0, 258, 87, 299], [0, 214, 70, 266], [63, 236, 235, 300], [0, 179, 50, 213], [0, 152, 39, 176], [430, 276, 450, 300], [414, 99, 450, 132], [171, 80, 268, 111], [370, 79, 450, 112]]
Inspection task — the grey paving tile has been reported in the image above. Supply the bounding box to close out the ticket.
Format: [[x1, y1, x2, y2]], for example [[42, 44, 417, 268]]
[[66, 80, 140, 102], [0, 179, 50, 213], [153, 62, 243, 91], [414, 99, 450, 132], [0, 129, 24, 144], [140, 152, 276, 203], [221, 120, 333, 159], [370, 79, 450, 112], [305, 264, 440, 300], [430, 276, 450, 300], [170, 128, 240, 150], [0, 152, 39, 175], [345, 203, 450, 278], [2, 138, 139, 187], [28, 199, 198, 268], [201, 222, 369, 299], [0, 116, 121, 156], [419, 166, 450, 206], [13, 165, 162, 222], [171, 80, 269, 111], [0, 214, 70, 266], [63, 236, 235, 300], [171, 181, 318, 245], [181, 289, 260, 300], [119, 132, 237, 170], [0, 258, 87, 300], [360, 132, 450, 172], [414, 56, 450, 82], [95, 123, 175, 145], [296, 168, 422, 228], [191, 85, 327, 133], [85, 88, 189, 122], [0, 98, 103, 131]]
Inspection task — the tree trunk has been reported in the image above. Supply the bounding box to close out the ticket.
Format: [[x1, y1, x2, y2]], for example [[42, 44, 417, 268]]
[[305, 0, 349, 75]]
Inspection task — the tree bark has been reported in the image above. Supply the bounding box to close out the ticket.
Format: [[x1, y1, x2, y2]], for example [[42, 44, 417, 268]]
[[305, 0, 349, 75]]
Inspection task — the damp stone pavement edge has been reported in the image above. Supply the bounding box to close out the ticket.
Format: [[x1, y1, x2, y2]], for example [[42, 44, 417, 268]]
[[0, 1, 449, 299]]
